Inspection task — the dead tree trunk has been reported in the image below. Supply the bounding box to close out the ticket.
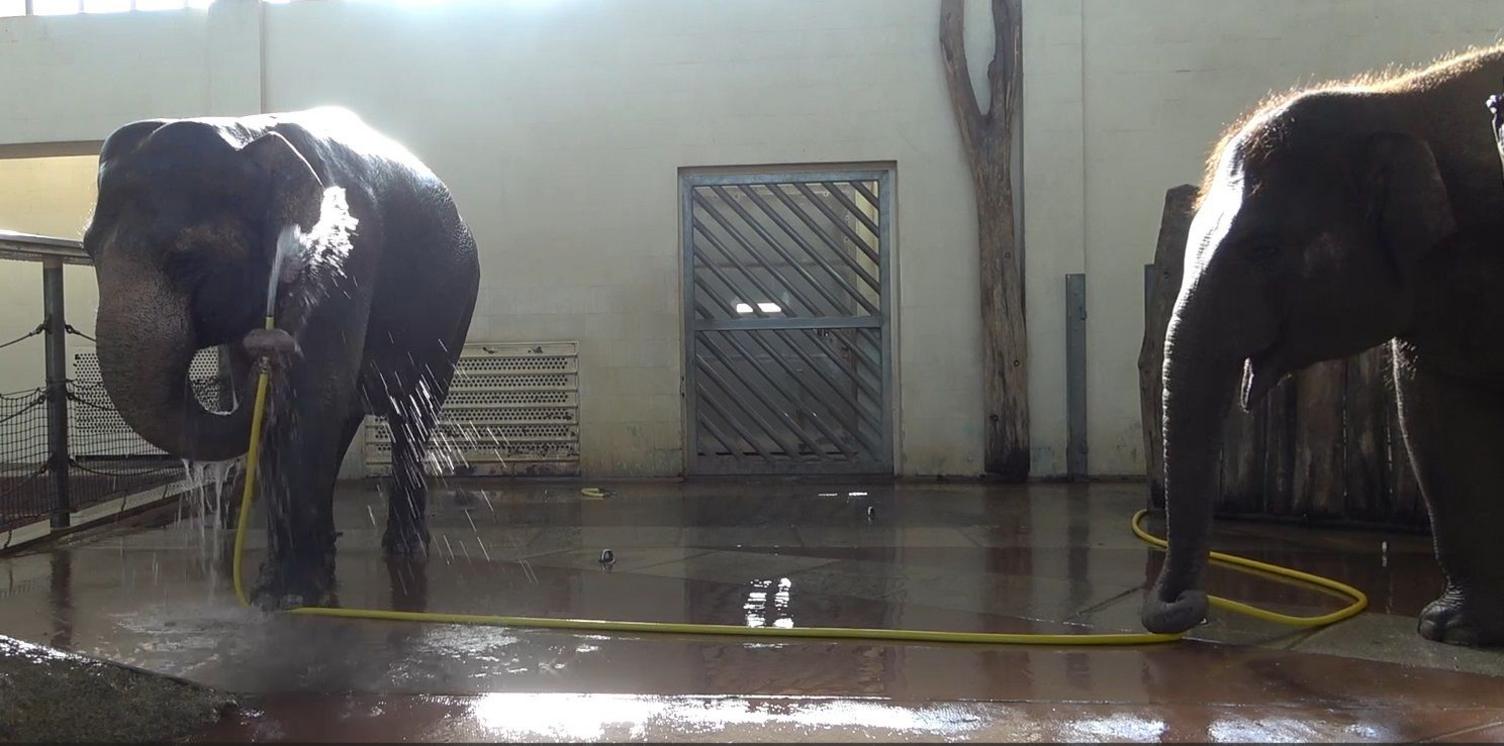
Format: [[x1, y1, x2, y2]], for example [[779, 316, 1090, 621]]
[[940, 0, 1028, 479], [1140, 185, 1197, 504]]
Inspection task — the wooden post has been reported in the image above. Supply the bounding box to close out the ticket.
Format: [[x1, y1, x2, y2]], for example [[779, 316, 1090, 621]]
[[1384, 344, 1427, 526], [1138, 185, 1197, 505], [1263, 378, 1297, 516], [1217, 389, 1265, 515], [1292, 360, 1347, 518], [1344, 346, 1390, 521], [940, 0, 1028, 479]]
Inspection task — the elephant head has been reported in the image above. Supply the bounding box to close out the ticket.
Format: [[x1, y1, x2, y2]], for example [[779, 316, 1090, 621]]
[[82, 119, 325, 461], [1141, 92, 1458, 633]]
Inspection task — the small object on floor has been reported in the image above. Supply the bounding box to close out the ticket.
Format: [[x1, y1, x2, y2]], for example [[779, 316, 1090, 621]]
[[580, 487, 612, 500], [599, 549, 615, 565]]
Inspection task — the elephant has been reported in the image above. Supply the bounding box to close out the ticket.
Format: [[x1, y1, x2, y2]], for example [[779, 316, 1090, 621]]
[[1141, 46, 1504, 646], [82, 107, 480, 607]]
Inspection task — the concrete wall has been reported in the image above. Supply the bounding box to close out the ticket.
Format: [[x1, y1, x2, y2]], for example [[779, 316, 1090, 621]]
[[0, 0, 259, 396], [0, 2, 260, 144], [2, 0, 1503, 478], [0, 156, 98, 396]]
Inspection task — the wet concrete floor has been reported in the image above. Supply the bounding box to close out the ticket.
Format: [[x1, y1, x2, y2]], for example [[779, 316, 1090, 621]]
[[0, 479, 1501, 741]]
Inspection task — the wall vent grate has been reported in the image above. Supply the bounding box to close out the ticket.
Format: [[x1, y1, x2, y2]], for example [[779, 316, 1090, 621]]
[[364, 341, 581, 477]]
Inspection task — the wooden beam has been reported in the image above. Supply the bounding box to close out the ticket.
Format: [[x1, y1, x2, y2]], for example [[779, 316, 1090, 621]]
[[940, 0, 1028, 479]]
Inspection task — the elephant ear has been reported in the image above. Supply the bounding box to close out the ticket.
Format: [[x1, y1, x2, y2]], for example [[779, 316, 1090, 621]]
[[1361, 132, 1457, 270], [239, 131, 325, 233], [97, 119, 168, 176]]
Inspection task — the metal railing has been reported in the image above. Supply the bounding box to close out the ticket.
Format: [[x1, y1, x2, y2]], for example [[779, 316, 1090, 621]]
[[0, 229, 90, 265], [0, 230, 212, 542]]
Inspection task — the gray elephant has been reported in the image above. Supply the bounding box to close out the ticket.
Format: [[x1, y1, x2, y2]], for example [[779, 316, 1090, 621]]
[[1141, 47, 1504, 646], [83, 107, 480, 606]]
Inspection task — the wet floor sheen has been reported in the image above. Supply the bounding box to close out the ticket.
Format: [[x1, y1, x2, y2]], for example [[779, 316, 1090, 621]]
[[1, 479, 1501, 742]]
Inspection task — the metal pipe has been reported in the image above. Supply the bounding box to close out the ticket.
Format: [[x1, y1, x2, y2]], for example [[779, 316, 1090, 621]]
[[1066, 273, 1088, 480], [0, 229, 90, 266], [43, 260, 70, 528]]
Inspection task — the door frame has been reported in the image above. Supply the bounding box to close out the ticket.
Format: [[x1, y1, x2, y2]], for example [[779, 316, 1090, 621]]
[[678, 165, 896, 476]]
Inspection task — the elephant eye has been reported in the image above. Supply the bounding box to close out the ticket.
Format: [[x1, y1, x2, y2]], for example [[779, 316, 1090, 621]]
[[1245, 239, 1279, 264]]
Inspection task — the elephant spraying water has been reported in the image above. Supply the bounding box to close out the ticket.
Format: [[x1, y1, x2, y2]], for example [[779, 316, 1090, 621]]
[[83, 107, 480, 607]]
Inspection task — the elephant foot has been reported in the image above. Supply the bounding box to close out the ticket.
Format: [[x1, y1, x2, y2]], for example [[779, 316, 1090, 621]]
[[250, 561, 337, 610], [1141, 585, 1209, 634], [1417, 586, 1504, 647], [382, 524, 431, 557]]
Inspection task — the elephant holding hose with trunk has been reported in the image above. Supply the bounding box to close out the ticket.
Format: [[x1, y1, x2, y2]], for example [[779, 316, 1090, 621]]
[[83, 107, 479, 607], [1143, 47, 1504, 646]]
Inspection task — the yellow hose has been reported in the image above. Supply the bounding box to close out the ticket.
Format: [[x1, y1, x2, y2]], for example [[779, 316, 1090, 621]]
[[231, 315, 276, 607], [1131, 513, 1369, 628], [229, 324, 1366, 643]]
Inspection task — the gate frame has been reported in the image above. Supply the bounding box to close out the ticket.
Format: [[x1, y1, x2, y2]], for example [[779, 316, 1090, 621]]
[[678, 166, 897, 476]]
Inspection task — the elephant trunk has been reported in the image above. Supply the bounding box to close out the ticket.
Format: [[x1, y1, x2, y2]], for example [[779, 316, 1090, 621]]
[[95, 268, 256, 462], [1140, 289, 1247, 633]]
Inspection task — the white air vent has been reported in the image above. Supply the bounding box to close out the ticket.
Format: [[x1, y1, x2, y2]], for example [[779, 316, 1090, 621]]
[[71, 349, 227, 458], [364, 341, 580, 477]]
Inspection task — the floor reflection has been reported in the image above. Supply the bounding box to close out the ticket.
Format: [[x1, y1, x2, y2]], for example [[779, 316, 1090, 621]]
[[0, 478, 1499, 742]]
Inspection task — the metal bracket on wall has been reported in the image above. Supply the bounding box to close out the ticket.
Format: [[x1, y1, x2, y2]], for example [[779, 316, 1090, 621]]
[[1066, 273, 1087, 480]]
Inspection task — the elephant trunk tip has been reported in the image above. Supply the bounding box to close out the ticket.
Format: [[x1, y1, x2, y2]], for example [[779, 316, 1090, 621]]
[[1141, 588, 1209, 634]]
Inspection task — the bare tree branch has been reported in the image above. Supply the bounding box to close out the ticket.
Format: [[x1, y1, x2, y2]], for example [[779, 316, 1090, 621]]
[[987, 0, 1021, 134], [939, 0, 982, 152]]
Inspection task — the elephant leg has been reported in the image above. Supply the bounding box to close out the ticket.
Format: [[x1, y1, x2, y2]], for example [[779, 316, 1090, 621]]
[[250, 326, 364, 609], [377, 331, 462, 556], [252, 411, 343, 608], [1394, 351, 1504, 646], [383, 405, 434, 556]]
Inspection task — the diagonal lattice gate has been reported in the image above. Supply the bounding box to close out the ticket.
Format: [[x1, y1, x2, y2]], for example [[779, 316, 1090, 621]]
[[682, 169, 893, 475]]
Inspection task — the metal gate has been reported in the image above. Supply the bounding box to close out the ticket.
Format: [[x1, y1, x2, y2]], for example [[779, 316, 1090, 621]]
[[681, 169, 893, 475]]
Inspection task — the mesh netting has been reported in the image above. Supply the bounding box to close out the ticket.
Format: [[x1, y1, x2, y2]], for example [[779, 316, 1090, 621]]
[[0, 385, 50, 532], [64, 380, 182, 520], [0, 320, 231, 534]]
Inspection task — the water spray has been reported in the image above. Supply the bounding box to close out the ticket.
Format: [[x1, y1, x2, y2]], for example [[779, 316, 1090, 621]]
[[230, 227, 301, 605]]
